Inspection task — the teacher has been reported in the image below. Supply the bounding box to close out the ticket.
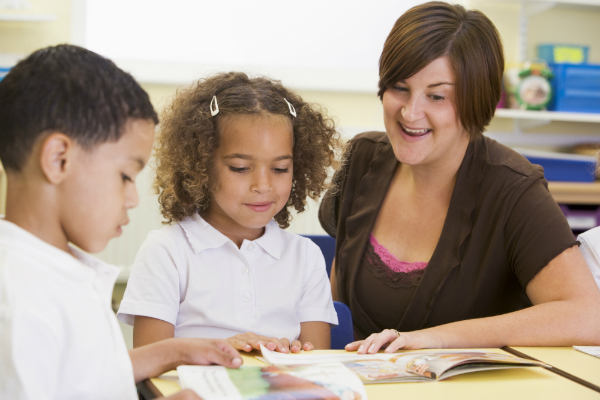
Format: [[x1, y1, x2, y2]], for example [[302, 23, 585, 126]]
[[319, 1, 600, 352]]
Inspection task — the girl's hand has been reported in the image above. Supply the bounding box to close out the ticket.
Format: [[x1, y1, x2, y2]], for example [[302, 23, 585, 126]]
[[226, 332, 291, 353], [290, 340, 314, 353], [344, 329, 442, 354]]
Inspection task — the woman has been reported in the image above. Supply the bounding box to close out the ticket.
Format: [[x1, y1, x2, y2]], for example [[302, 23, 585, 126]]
[[319, 1, 600, 353]]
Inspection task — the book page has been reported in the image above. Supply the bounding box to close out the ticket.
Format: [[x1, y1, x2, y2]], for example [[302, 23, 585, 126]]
[[574, 346, 600, 359], [178, 366, 243, 400], [259, 345, 395, 366], [178, 363, 368, 400], [259, 347, 546, 383]]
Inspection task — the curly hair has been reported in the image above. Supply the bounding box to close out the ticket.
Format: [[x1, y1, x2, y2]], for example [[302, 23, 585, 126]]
[[154, 72, 341, 228]]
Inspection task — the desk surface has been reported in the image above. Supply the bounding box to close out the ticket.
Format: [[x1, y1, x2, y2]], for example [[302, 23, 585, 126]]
[[513, 346, 600, 387], [150, 348, 600, 399]]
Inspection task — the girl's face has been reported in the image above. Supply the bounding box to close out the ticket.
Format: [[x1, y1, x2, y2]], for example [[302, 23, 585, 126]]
[[204, 113, 294, 238], [382, 56, 470, 168]]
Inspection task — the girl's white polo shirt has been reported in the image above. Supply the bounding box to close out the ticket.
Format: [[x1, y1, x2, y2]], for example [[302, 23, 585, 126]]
[[0, 219, 137, 400], [118, 214, 338, 342]]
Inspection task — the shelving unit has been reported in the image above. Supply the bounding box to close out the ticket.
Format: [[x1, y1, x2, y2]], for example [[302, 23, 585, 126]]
[[0, 13, 55, 22], [548, 181, 600, 204], [489, 109, 600, 146], [495, 108, 600, 123], [0, 12, 58, 68], [475, 0, 600, 146]]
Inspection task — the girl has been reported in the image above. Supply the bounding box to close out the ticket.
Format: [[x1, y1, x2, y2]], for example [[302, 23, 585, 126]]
[[118, 72, 341, 353]]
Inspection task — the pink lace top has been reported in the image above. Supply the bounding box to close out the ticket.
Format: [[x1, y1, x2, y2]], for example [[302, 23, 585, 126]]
[[353, 233, 430, 332], [369, 234, 428, 273]]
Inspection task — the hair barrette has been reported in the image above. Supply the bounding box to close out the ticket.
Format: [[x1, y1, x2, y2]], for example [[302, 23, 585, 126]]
[[284, 98, 297, 117], [210, 95, 219, 117]]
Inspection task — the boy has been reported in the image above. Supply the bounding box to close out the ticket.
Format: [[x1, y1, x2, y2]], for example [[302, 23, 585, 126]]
[[0, 45, 242, 400]]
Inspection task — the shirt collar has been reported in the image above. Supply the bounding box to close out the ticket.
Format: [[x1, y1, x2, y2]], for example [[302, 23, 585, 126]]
[[179, 214, 283, 259], [178, 213, 230, 253], [254, 220, 283, 260], [0, 218, 120, 292]]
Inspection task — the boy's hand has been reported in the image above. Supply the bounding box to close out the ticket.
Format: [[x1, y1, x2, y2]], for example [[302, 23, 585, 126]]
[[177, 338, 242, 368], [226, 332, 292, 353], [290, 340, 314, 353]]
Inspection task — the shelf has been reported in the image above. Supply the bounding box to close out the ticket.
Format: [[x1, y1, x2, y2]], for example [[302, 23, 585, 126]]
[[552, 0, 600, 6], [494, 108, 600, 123], [548, 181, 600, 204], [0, 13, 56, 22], [0, 53, 24, 67], [479, 0, 600, 7]]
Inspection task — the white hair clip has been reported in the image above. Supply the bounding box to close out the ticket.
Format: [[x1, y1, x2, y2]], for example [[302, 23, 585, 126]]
[[210, 95, 219, 117], [284, 98, 297, 117]]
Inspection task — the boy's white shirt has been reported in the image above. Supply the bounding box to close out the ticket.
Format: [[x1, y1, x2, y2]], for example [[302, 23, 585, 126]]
[[0, 218, 137, 400], [118, 213, 338, 342], [577, 227, 600, 290]]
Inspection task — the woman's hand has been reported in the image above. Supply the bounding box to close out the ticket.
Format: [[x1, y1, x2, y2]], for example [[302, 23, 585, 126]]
[[227, 332, 296, 353], [344, 329, 443, 354]]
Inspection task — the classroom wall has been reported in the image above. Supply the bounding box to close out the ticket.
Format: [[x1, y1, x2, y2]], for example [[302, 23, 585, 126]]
[[2, 0, 600, 263], [0, 0, 70, 53]]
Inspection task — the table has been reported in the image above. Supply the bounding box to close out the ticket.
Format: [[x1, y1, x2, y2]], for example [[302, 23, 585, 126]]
[[513, 346, 600, 387], [147, 347, 600, 399]]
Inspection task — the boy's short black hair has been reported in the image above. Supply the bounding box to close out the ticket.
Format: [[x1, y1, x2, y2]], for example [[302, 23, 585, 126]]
[[0, 44, 158, 172]]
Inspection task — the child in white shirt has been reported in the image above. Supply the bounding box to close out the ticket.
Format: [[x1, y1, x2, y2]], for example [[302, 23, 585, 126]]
[[0, 45, 241, 400], [118, 72, 340, 353], [577, 227, 600, 290]]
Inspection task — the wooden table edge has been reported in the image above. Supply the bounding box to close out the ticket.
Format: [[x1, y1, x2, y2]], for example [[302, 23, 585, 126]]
[[502, 346, 600, 394]]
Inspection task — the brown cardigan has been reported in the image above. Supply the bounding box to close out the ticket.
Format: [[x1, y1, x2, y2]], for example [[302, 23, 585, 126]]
[[319, 131, 577, 339]]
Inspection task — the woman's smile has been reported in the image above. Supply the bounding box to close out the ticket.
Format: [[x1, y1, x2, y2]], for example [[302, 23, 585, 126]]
[[399, 123, 432, 141]]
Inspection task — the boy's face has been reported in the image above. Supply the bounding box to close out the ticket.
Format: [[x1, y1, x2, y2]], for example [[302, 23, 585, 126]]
[[60, 119, 155, 253]]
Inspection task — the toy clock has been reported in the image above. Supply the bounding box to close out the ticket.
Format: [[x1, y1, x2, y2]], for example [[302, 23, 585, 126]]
[[516, 60, 554, 111]]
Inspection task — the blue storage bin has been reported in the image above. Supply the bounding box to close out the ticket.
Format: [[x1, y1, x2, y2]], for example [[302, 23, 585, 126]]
[[0, 67, 10, 82], [517, 149, 597, 182], [548, 63, 600, 113], [538, 44, 588, 64]]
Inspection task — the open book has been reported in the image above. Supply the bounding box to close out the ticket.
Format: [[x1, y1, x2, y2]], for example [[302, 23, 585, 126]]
[[177, 362, 368, 400], [259, 346, 548, 383], [573, 346, 600, 359]]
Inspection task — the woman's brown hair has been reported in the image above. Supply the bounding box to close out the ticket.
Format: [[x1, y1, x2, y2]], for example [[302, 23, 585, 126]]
[[154, 72, 340, 228], [378, 1, 504, 137]]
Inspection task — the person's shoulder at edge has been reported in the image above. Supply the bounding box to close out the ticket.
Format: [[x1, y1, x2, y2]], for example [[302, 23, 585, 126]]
[[482, 135, 544, 180], [276, 226, 322, 257], [267, 221, 321, 254], [350, 130, 389, 144], [140, 215, 199, 253], [577, 227, 600, 288], [340, 131, 391, 169]]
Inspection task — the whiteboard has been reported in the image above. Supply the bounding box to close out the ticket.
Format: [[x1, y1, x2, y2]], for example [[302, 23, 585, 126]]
[[83, 0, 429, 92]]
